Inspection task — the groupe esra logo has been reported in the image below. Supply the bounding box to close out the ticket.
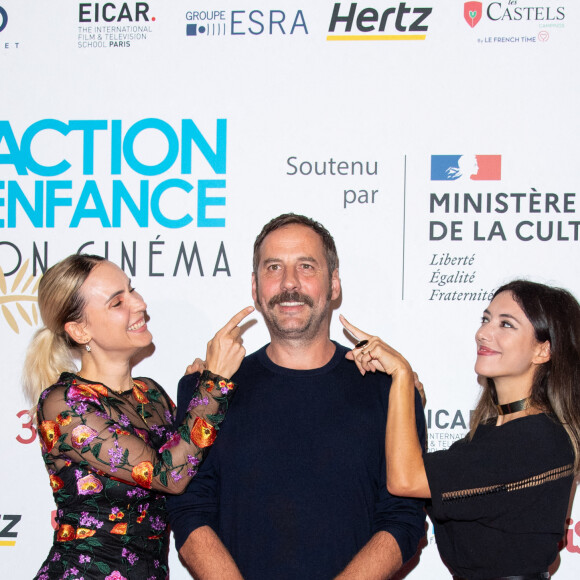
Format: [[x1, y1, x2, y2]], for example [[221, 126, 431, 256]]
[[185, 9, 308, 37], [0, 6, 8, 33]]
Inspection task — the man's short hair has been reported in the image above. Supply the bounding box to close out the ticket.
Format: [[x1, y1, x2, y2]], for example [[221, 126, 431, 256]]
[[253, 213, 339, 275]]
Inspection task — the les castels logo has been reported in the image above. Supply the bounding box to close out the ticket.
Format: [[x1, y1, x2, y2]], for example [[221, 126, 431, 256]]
[[464, 1, 482, 28]]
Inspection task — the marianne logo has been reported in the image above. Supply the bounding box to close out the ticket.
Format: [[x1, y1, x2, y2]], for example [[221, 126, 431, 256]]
[[0, 6, 8, 33], [464, 1, 482, 28], [431, 155, 501, 181]]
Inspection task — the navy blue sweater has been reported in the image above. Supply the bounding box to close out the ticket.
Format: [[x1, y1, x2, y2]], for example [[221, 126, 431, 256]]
[[168, 342, 426, 580]]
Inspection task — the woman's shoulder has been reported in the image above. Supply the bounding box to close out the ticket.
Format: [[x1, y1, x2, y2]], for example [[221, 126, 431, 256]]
[[509, 412, 570, 438], [476, 412, 574, 463], [36, 372, 81, 419], [38, 372, 76, 401], [524, 412, 573, 448]]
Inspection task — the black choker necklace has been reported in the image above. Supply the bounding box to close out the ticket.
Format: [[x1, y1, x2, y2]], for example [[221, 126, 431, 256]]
[[496, 397, 532, 416]]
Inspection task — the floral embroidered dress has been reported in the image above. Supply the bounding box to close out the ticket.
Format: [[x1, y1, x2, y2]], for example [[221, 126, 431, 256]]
[[34, 371, 235, 580]]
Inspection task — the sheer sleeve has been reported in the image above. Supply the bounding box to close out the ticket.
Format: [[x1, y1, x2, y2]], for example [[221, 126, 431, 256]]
[[36, 371, 235, 494]]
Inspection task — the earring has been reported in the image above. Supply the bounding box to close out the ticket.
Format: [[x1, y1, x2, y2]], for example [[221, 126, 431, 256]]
[[85, 343, 91, 353]]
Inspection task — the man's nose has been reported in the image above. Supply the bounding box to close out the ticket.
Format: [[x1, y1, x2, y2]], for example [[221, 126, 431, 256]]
[[281, 268, 299, 291]]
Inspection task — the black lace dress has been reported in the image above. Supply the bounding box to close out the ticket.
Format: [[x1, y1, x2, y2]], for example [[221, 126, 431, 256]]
[[33, 371, 235, 580]]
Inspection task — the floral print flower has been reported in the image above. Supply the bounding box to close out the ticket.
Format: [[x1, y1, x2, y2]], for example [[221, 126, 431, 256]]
[[150, 424, 166, 437], [126, 487, 148, 499], [56, 524, 75, 542], [159, 432, 181, 453], [77, 474, 103, 495], [132, 382, 150, 404], [49, 475, 65, 492], [67, 383, 100, 405], [71, 425, 98, 449], [149, 515, 166, 532], [218, 379, 235, 394], [119, 414, 131, 427], [39, 420, 61, 452], [108, 441, 125, 472], [56, 413, 72, 426], [73, 402, 89, 415], [122, 548, 139, 565], [76, 528, 96, 539], [79, 512, 103, 528], [105, 572, 128, 580], [131, 461, 153, 488], [108, 507, 124, 521], [110, 522, 127, 535], [188, 395, 209, 411], [134, 428, 150, 443], [190, 417, 217, 448]]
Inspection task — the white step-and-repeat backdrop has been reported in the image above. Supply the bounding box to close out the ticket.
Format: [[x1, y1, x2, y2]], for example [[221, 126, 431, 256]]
[[1, 1, 579, 578]]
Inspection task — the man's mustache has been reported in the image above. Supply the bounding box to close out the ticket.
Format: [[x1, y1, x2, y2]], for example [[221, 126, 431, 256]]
[[268, 291, 314, 308]]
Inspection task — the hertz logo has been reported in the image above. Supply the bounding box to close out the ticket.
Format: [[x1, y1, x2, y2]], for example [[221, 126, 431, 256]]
[[327, 2, 432, 41], [0, 514, 21, 546]]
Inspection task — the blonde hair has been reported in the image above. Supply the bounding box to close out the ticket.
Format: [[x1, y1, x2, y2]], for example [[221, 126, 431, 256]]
[[22, 254, 105, 407]]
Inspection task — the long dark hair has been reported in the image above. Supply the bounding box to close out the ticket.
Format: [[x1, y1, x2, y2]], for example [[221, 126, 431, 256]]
[[470, 280, 580, 471]]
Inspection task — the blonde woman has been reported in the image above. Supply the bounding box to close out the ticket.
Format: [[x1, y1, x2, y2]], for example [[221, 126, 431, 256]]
[[24, 254, 252, 580]]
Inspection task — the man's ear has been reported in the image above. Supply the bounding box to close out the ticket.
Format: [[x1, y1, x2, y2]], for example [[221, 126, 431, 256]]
[[533, 340, 551, 365], [251, 273, 260, 309], [64, 320, 89, 346], [330, 268, 341, 301]]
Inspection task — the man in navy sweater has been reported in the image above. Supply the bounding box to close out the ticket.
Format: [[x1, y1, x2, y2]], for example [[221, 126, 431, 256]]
[[167, 214, 426, 579]]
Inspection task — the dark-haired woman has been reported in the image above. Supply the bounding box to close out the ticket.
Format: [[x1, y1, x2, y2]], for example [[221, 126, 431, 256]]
[[341, 280, 580, 580], [23, 254, 253, 580]]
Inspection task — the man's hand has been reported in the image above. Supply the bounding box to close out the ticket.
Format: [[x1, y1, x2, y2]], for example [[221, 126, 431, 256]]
[[185, 357, 206, 376]]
